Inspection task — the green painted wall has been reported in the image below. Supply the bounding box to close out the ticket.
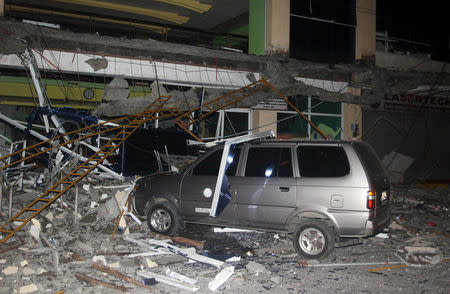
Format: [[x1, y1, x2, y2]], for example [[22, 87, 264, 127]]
[[249, 0, 266, 55], [0, 75, 151, 109]]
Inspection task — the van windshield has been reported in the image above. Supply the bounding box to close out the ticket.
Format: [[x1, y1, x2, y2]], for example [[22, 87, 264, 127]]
[[353, 142, 387, 180]]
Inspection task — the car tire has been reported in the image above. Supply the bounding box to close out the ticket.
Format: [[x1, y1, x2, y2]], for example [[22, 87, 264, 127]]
[[146, 201, 180, 236], [293, 220, 335, 259]]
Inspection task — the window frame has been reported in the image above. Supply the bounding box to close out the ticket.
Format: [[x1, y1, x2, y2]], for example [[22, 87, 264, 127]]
[[277, 96, 343, 139], [240, 144, 298, 178], [201, 108, 252, 141], [295, 144, 351, 178], [187, 146, 242, 177]]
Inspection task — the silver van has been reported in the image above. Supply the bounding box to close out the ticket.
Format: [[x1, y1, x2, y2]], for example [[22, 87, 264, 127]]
[[133, 140, 390, 259]]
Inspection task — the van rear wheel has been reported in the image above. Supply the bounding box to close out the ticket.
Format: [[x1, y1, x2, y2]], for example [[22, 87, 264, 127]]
[[293, 220, 335, 259]]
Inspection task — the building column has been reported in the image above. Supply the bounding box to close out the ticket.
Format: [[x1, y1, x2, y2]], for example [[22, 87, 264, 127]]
[[355, 0, 376, 60], [249, 0, 290, 56], [0, 0, 5, 17], [265, 0, 290, 55]]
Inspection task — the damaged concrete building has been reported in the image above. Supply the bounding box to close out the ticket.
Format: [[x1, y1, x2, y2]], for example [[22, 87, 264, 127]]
[[0, 1, 449, 293]]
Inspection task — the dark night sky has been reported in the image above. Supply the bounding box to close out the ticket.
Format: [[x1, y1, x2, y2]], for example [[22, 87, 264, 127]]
[[377, 1, 449, 61]]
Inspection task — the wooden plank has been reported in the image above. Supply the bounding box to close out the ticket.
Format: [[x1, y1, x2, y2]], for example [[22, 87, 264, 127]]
[[92, 262, 154, 291], [74, 273, 129, 292]]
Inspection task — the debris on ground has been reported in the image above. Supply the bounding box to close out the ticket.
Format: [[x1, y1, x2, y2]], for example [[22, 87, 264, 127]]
[[0, 168, 449, 293]]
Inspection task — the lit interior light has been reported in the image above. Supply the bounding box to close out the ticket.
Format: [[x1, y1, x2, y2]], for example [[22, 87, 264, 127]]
[[265, 168, 273, 177], [227, 155, 234, 164]]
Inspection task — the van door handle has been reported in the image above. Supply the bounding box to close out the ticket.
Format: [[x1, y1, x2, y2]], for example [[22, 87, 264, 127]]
[[279, 187, 290, 192]]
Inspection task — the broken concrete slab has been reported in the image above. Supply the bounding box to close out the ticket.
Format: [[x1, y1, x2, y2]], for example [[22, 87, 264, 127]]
[[102, 77, 130, 102], [97, 197, 121, 222], [246, 261, 268, 275], [22, 268, 35, 275], [146, 258, 158, 268], [92, 255, 107, 266], [381, 152, 414, 183], [18, 284, 38, 294], [396, 246, 443, 266], [85, 58, 108, 72], [73, 239, 94, 255]]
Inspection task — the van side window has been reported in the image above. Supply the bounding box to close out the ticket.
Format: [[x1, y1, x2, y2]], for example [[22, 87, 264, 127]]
[[192, 148, 241, 176], [297, 146, 350, 177], [245, 147, 293, 177]]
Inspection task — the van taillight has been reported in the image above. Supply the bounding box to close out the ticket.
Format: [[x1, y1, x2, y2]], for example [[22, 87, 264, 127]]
[[367, 190, 376, 209]]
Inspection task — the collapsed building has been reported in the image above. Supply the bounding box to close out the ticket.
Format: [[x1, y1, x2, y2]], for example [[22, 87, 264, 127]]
[[0, 1, 449, 293]]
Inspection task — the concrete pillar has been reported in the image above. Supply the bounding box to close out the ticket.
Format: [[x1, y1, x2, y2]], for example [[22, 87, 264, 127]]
[[0, 0, 4, 17], [252, 109, 277, 136], [266, 0, 290, 55], [249, 0, 290, 56], [355, 0, 376, 60], [343, 87, 363, 140]]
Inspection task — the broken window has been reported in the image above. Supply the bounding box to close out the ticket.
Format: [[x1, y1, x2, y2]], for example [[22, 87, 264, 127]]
[[277, 96, 342, 139], [201, 109, 251, 140], [191, 147, 241, 176], [192, 149, 222, 176], [223, 111, 249, 137], [297, 146, 350, 177], [245, 147, 293, 177]]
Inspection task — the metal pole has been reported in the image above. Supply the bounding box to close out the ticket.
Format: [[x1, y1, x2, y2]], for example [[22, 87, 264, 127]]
[[8, 184, 13, 219], [74, 184, 78, 222]]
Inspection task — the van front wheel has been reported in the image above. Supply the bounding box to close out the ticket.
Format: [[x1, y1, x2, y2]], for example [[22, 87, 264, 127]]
[[146, 201, 180, 236], [293, 220, 335, 259]]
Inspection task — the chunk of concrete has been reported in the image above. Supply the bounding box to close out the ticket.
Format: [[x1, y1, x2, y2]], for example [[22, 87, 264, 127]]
[[45, 212, 54, 221], [270, 276, 281, 284], [74, 240, 94, 255], [381, 152, 414, 183], [93, 255, 107, 266], [97, 198, 121, 222], [103, 77, 130, 101], [246, 261, 267, 275], [20, 260, 28, 267], [108, 262, 120, 269], [85, 58, 108, 72], [90, 201, 99, 209], [396, 246, 443, 266], [82, 184, 90, 192], [22, 268, 35, 276], [2, 266, 18, 275], [29, 225, 40, 242], [146, 258, 158, 268], [19, 284, 38, 293]]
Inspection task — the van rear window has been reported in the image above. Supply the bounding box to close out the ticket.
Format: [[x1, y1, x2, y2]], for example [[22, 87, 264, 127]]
[[297, 146, 350, 177]]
